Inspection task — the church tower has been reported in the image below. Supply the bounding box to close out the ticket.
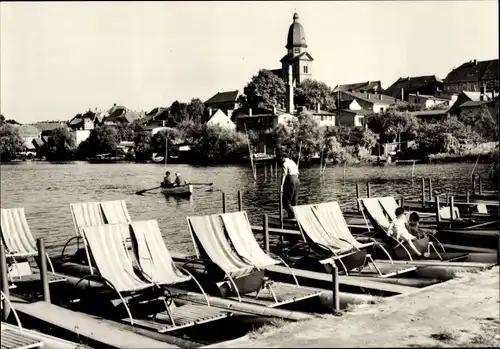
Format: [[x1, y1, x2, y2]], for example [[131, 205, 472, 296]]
[[280, 12, 314, 87]]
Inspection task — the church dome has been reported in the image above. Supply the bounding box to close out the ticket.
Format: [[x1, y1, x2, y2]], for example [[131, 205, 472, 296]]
[[286, 12, 307, 49]]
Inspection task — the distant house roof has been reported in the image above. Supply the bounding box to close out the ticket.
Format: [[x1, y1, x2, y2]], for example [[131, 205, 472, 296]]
[[14, 124, 40, 137], [343, 91, 396, 105], [462, 91, 499, 102], [444, 59, 499, 83], [269, 68, 283, 77], [340, 109, 372, 115], [384, 75, 442, 98], [333, 81, 383, 93], [205, 90, 239, 105], [408, 93, 451, 101], [460, 100, 494, 108]]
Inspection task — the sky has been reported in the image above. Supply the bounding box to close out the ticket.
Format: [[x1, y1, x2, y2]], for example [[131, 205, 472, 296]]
[[1, 1, 498, 124]]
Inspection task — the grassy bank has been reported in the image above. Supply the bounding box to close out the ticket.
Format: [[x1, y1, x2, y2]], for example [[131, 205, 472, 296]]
[[208, 267, 500, 348]]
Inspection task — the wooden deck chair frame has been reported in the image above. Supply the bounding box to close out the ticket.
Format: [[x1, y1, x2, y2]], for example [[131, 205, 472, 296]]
[[290, 205, 393, 276], [0, 208, 57, 284], [216, 212, 302, 304], [71, 225, 204, 332]]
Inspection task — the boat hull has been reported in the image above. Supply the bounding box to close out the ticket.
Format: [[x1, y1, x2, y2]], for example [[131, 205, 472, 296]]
[[161, 185, 193, 197]]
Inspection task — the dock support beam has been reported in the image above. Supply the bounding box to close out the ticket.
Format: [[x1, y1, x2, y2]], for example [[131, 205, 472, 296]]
[[37, 238, 51, 303], [263, 214, 270, 254], [222, 192, 226, 214], [1, 243, 11, 321], [421, 177, 426, 208], [356, 184, 361, 212], [366, 182, 371, 198], [238, 190, 242, 212], [332, 265, 340, 314]]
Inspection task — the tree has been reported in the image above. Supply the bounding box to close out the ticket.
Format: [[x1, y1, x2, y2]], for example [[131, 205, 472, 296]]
[[459, 105, 498, 142], [367, 110, 420, 144], [241, 69, 286, 109], [294, 79, 336, 111], [85, 125, 119, 156], [0, 123, 25, 161], [187, 98, 205, 123], [133, 124, 152, 162], [168, 101, 189, 126], [46, 127, 76, 160]]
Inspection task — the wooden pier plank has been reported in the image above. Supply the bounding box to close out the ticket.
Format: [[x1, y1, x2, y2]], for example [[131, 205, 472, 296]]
[[264, 265, 417, 295], [374, 259, 494, 269], [9, 298, 173, 348]]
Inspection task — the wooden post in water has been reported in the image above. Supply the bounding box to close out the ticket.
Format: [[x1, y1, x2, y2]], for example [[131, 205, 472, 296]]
[[222, 192, 227, 214], [472, 174, 477, 195], [238, 191, 242, 211], [497, 233, 500, 266], [428, 178, 433, 202], [263, 214, 270, 254], [0, 243, 11, 321], [435, 196, 441, 230], [331, 265, 340, 314], [37, 238, 51, 303], [366, 182, 371, 198], [421, 177, 426, 208], [400, 197, 405, 210], [356, 184, 361, 212], [478, 175, 483, 195], [466, 191, 470, 203], [449, 196, 455, 228]]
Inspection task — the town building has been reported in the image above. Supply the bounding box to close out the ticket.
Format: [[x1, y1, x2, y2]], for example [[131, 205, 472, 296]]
[[206, 109, 236, 130], [384, 75, 443, 101], [333, 81, 384, 94], [443, 59, 499, 94], [407, 92, 455, 109], [204, 90, 240, 119], [335, 91, 396, 113]]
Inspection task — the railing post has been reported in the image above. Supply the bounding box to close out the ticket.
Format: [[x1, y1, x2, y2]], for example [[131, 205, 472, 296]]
[[428, 178, 433, 202], [421, 177, 426, 208], [366, 182, 371, 198], [356, 184, 361, 212], [449, 196, 454, 228], [237, 190, 243, 212], [263, 214, 270, 254], [472, 174, 477, 195], [37, 238, 51, 303], [332, 265, 340, 314], [1, 243, 11, 321], [222, 192, 226, 214], [435, 196, 441, 230]]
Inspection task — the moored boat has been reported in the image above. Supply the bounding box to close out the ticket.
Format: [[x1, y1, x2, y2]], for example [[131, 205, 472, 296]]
[[161, 184, 193, 197]]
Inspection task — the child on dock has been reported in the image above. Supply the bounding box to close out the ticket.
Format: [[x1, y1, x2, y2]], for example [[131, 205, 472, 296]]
[[408, 212, 436, 239], [387, 207, 426, 257]]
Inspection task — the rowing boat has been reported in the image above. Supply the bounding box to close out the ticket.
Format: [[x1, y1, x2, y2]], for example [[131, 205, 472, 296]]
[[161, 184, 193, 197]]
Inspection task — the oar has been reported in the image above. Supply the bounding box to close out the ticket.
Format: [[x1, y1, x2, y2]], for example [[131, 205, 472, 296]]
[[136, 186, 161, 195], [190, 182, 213, 186]]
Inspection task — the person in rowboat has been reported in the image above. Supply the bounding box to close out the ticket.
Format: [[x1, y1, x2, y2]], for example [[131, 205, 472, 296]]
[[280, 153, 300, 219], [174, 172, 189, 186], [387, 207, 428, 257], [161, 171, 175, 188], [408, 212, 436, 239]]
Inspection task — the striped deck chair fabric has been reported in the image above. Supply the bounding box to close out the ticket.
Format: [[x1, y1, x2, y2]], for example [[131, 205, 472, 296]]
[[100, 200, 132, 224], [0, 208, 37, 258], [292, 204, 355, 254], [219, 211, 279, 269], [187, 215, 254, 278], [130, 220, 191, 285], [70, 202, 106, 236], [378, 197, 399, 221], [81, 224, 152, 292], [360, 198, 392, 233]]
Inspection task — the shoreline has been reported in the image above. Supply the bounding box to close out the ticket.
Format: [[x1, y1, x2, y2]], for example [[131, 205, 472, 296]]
[[207, 267, 500, 348]]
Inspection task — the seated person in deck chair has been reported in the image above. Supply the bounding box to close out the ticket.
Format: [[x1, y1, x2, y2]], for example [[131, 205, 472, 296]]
[[408, 212, 436, 239], [161, 171, 175, 188], [387, 207, 426, 257]]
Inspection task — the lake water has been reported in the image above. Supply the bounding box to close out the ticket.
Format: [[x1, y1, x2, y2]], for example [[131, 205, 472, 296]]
[[0, 161, 494, 255]]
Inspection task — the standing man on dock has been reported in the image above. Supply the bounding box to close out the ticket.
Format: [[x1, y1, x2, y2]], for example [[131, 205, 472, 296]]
[[280, 153, 300, 219]]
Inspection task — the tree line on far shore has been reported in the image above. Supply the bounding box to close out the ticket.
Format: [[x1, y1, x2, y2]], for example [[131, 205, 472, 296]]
[[1, 70, 498, 169]]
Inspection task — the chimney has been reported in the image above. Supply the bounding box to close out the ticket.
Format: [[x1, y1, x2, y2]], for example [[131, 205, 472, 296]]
[[286, 65, 294, 114], [316, 102, 320, 113], [380, 94, 383, 100], [249, 108, 252, 116], [401, 88, 404, 101], [208, 107, 213, 117]]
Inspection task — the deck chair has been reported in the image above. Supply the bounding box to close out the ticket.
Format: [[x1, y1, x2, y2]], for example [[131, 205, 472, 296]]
[[359, 198, 441, 260], [77, 223, 230, 333], [187, 212, 321, 307], [0, 208, 66, 287], [291, 202, 393, 276]]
